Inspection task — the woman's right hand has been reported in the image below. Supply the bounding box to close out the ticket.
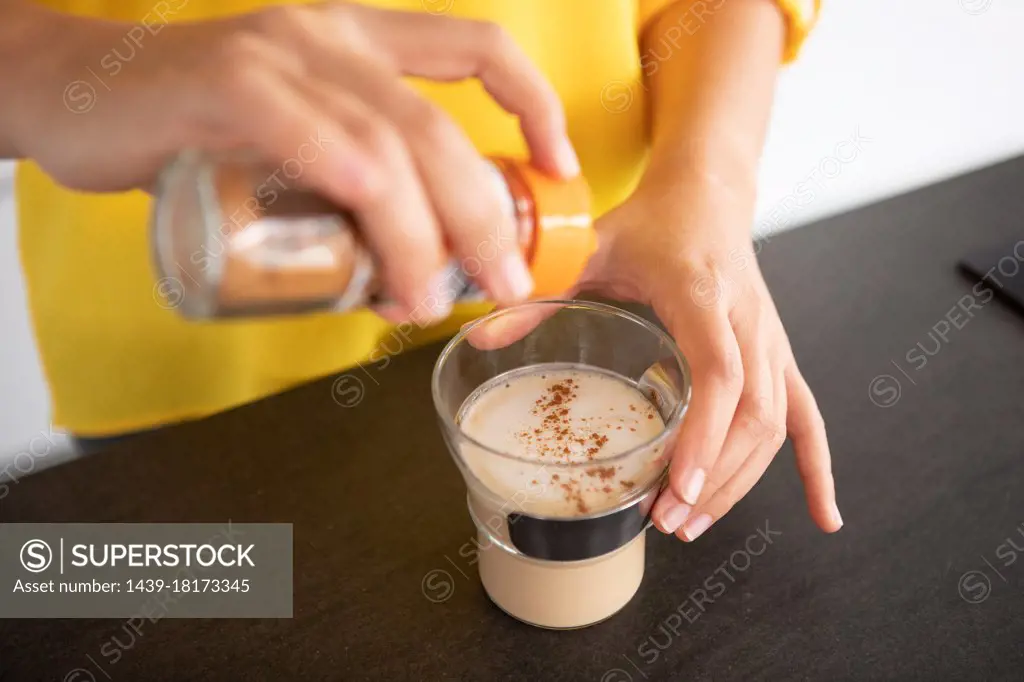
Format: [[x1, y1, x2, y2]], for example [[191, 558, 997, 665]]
[[2, 2, 578, 319]]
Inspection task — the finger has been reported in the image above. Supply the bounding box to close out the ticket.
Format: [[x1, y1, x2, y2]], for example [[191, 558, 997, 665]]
[[677, 365, 787, 542], [372, 303, 411, 325], [463, 289, 579, 350], [673, 312, 779, 539], [461, 229, 621, 349], [277, 74, 450, 318], [786, 364, 843, 532], [290, 30, 533, 307], [665, 304, 744, 507], [706, 306, 778, 489], [332, 3, 579, 178], [223, 66, 380, 227], [651, 487, 692, 534], [461, 237, 611, 349]]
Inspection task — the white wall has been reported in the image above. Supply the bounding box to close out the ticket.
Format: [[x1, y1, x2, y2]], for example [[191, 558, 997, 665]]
[[756, 0, 1024, 230], [2, 0, 1024, 463], [1, 160, 75, 476]]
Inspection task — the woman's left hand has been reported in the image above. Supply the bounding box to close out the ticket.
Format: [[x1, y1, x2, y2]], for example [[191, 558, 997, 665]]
[[576, 168, 843, 541]]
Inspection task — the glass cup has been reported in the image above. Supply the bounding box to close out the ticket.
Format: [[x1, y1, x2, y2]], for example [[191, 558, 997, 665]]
[[432, 300, 690, 629]]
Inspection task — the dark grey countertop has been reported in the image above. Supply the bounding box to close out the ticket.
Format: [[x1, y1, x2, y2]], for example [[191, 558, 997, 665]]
[[2, 157, 1024, 681]]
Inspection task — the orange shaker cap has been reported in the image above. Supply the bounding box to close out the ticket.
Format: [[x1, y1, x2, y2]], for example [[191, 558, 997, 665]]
[[498, 159, 595, 297]]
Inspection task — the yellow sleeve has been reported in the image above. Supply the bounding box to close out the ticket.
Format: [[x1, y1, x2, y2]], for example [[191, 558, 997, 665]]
[[775, 0, 820, 62], [638, 0, 821, 63]]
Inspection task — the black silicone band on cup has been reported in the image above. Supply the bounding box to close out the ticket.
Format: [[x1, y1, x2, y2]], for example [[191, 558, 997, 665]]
[[506, 503, 649, 562]]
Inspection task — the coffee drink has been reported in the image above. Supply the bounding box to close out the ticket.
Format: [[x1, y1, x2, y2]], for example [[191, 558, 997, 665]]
[[456, 363, 668, 628]]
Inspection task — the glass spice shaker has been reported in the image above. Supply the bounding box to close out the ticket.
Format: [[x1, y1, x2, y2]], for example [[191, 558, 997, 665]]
[[150, 150, 595, 320]]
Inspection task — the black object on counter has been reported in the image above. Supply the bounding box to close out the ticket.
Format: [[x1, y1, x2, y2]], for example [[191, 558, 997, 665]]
[[959, 238, 1024, 318]]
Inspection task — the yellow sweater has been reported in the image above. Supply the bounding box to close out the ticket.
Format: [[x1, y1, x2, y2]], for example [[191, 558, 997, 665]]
[[16, 0, 816, 436]]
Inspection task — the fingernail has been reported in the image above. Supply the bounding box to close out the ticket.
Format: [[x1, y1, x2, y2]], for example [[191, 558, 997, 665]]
[[682, 513, 713, 541], [659, 503, 691, 534], [374, 303, 406, 323], [830, 502, 844, 528], [556, 138, 581, 177], [426, 271, 455, 320], [499, 253, 534, 301], [472, 315, 514, 347], [680, 467, 706, 505]]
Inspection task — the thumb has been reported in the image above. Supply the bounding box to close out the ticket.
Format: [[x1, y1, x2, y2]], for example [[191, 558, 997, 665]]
[[463, 288, 579, 351], [461, 227, 613, 349]]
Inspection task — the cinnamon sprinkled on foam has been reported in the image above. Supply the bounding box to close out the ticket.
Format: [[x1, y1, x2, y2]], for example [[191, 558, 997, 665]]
[[586, 466, 617, 481], [509, 371, 662, 508], [458, 366, 666, 516]]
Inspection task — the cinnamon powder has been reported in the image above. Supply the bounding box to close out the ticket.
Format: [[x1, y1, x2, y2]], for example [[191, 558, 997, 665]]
[[213, 164, 360, 311]]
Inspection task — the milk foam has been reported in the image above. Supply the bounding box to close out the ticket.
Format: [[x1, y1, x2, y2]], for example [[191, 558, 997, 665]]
[[457, 364, 667, 517]]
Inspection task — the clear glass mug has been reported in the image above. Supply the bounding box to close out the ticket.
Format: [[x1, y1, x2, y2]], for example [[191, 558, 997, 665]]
[[432, 300, 690, 629]]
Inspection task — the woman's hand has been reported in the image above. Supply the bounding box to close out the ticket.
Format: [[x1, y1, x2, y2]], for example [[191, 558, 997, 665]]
[[578, 167, 843, 541], [1, 1, 578, 319]]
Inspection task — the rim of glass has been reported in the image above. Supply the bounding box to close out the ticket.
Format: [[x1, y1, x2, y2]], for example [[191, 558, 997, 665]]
[[431, 299, 691, 468]]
